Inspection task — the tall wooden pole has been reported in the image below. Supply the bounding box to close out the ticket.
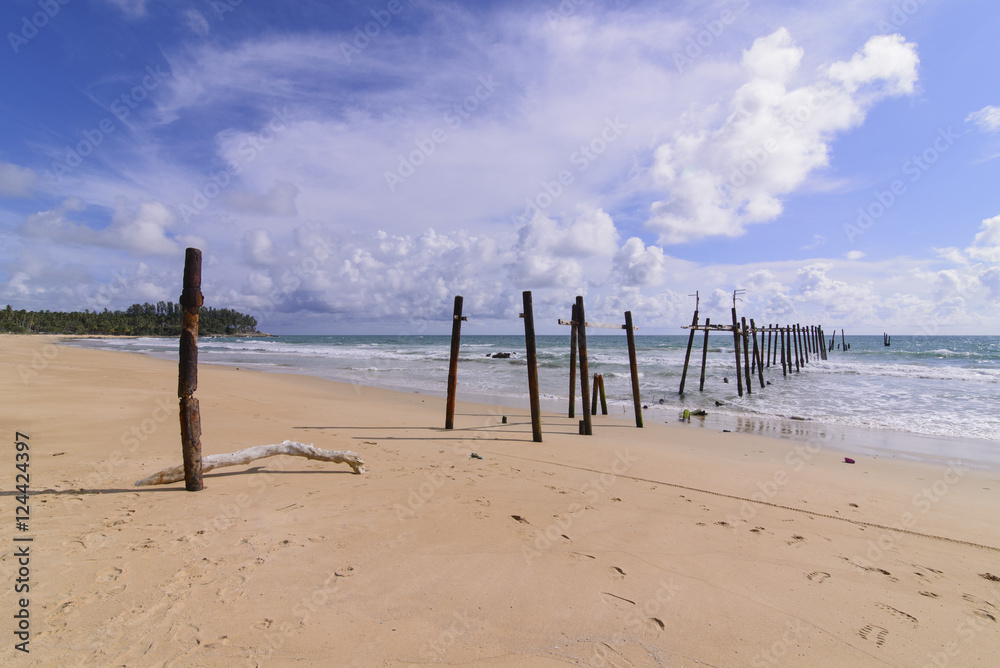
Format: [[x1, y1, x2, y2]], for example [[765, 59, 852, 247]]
[[780, 327, 787, 377], [793, 324, 802, 372], [178, 248, 204, 492], [819, 326, 827, 360], [698, 317, 710, 392], [625, 311, 643, 427], [445, 295, 463, 430], [576, 296, 592, 435], [800, 324, 809, 364], [522, 291, 542, 443], [678, 308, 699, 395], [751, 318, 765, 388], [568, 304, 578, 418], [765, 324, 772, 368], [741, 316, 752, 395], [731, 307, 744, 397]]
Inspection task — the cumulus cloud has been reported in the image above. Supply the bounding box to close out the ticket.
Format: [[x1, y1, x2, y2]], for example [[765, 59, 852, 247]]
[[507, 207, 619, 288], [226, 181, 299, 217], [966, 105, 1000, 134], [0, 162, 38, 197], [17, 198, 180, 256], [649, 29, 919, 244]]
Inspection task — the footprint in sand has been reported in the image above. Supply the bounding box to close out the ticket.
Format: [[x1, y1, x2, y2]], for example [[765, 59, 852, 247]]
[[962, 594, 998, 622], [96, 566, 123, 583], [919, 591, 939, 598], [876, 603, 918, 627], [858, 623, 888, 647], [601, 592, 636, 611], [806, 571, 830, 583], [610, 566, 626, 580]]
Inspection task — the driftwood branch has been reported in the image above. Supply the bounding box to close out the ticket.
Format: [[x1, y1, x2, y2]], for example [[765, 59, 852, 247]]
[[135, 440, 365, 486]]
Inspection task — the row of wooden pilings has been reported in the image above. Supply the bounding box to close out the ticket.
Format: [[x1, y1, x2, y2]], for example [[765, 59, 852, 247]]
[[678, 299, 829, 398], [445, 292, 643, 443]]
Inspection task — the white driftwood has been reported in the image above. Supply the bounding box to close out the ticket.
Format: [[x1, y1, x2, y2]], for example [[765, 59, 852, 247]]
[[134, 440, 365, 486]]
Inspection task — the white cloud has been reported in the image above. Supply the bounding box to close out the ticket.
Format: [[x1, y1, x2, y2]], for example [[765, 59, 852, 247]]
[[507, 207, 619, 288], [966, 105, 1000, 134], [846, 250, 865, 260], [649, 29, 919, 244], [0, 162, 38, 197], [17, 198, 180, 257], [226, 181, 299, 217]]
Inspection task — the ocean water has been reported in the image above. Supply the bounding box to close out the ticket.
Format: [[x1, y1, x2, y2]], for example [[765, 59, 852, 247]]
[[68, 333, 1000, 464]]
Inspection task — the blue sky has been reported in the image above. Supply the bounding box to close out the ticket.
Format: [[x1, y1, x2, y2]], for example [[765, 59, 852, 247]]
[[1, 0, 999, 335]]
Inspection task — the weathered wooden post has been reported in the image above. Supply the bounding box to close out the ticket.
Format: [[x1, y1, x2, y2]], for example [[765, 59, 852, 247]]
[[179, 248, 204, 492], [767, 324, 771, 369], [591, 373, 599, 415], [841, 328, 846, 352], [780, 327, 787, 377], [678, 304, 699, 395], [793, 324, 802, 372], [595, 374, 608, 415], [698, 317, 710, 392], [800, 324, 809, 364], [625, 311, 643, 428], [445, 295, 464, 430], [741, 316, 752, 395], [731, 306, 744, 397], [569, 305, 579, 418], [751, 318, 764, 389], [522, 291, 542, 443], [576, 296, 592, 435], [819, 326, 827, 361]]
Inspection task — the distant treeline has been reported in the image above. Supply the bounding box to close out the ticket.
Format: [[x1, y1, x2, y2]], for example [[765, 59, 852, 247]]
[[1, 302, 261, 336]]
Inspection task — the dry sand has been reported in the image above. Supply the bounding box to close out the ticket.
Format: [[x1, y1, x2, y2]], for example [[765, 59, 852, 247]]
[[2, 334, 999, 666]]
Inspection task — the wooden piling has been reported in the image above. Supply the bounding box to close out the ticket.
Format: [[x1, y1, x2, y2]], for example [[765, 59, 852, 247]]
[[765, 324, 772, 368], [678, 308, 699, 395], [625, 311, 643, 427], [568, 304, 578, 419], [800, 324, 809, 364], [780, 327, 787, 377], [741, 316, 752, 395], [576, 296, 592, 436], [698, 317, 710, 392], [751, 318, 764, 389], [178, 248, 204, 492], [522, 291, 542, 443], [793, 324, 801, 372], [445, 295, 463, 430], [591, 373, 599, 416], [597, 374, 608, 415], [731, 307, 744, 397], [841, 328, 846, 352], [819, 326, 827, 360]]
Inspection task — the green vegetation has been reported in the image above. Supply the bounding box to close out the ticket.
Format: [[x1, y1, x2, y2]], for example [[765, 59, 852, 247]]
[[1, 302, 262, 336]]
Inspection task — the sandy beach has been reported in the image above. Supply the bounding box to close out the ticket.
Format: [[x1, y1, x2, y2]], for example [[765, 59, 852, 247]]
[[2, 334, 999, 666]]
